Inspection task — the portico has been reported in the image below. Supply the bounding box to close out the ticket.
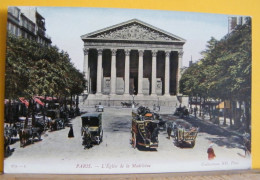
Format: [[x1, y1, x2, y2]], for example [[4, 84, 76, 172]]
[[81, 19, 185, 105]]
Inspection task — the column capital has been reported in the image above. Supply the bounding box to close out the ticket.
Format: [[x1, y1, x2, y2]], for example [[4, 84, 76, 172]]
[[165, 51, 171, 57], [152, 50, 158, 57], [97, 49, 103, 55], [124, 49, 130, 56], [83, 48, 89, 55], [138, 50, 144, 57], [111, 49, 117, 56], [178, 50, 184, 57]]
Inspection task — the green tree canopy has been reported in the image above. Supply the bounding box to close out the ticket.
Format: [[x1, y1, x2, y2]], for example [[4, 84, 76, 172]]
[[5, 34, 86, 100]]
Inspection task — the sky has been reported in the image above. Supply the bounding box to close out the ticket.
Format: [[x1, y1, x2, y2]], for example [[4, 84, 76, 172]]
[[35, 7, 232, 72]]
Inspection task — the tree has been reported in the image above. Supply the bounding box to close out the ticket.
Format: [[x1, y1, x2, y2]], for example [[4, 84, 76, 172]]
[[5, 33, 86, 124], [180, 18, 251, 131]]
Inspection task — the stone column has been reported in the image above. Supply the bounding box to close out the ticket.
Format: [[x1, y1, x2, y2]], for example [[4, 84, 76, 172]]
[[96, 49, 103, 95], [164, 51, 170, 96], [177, 50, 183, 95], [83, 48, 89, 93], [151, 50, 157, 95], [138, 50, 144, 95], [124, 49, 130, 95], [110, 49, 117, 95]]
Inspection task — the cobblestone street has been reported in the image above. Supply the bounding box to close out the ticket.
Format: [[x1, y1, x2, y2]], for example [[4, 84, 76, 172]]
[[4, 105, 251, 174]]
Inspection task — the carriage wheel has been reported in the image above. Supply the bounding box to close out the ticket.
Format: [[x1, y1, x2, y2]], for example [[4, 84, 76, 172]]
[[97, 137, 100, 145], [132, 133, 136, 149], [100, 130, 103, 143]]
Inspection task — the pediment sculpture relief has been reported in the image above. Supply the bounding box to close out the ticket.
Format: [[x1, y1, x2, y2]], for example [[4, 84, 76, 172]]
[[92, 23, 178, 41]]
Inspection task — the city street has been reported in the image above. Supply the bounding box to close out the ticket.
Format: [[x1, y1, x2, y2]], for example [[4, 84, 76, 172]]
[[4, 106, 251, 174]]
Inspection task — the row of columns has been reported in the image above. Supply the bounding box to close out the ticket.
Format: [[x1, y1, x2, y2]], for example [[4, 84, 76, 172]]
[[83, 48, 183, 96]]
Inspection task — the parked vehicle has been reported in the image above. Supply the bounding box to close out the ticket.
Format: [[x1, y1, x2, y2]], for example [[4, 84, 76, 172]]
[[19, 127, 43, 147], [81, 113, 103, 149], [131, 109, 159, 149], [95, 105, 104, 112], [174, 106, 189, 118], [47, 110, 65, 131], [172, 119, 199, 148], [4, 127, 12, 157]]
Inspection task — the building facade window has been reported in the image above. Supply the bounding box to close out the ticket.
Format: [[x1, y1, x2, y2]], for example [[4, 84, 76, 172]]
[[7, 7, 52, 46], [8, 7, 20, 19]]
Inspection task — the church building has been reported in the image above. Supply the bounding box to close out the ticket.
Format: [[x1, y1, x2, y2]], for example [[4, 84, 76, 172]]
[[81, 19, 185, 106]]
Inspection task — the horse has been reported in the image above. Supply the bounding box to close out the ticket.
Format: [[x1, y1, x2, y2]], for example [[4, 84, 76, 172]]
[[243, 133, 251, 157], [19, 127, 42, 148], [48, 118, 64, 131], [81, 126, 92, 149], [4, 125, 18, 144], [121, 102, 132, 108], [4, 134, 11, 157]]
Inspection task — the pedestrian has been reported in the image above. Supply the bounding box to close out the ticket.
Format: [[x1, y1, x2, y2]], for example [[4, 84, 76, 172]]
[[167, 123, 172, 139], [68, 125, 74, 138], [207, 143, 216, 160], [194, 107, 197, 117]]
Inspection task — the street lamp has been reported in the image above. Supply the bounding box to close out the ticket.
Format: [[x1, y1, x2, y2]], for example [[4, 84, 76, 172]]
[[157, 97, 160, 111], [82, 92, 88, 104], [132, 94, 135, 108], [108, 95, 110, 107], [132, 88, 135, 108]]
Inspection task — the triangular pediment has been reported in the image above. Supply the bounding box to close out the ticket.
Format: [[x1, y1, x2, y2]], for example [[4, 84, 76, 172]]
[[81, 19, 185, 42]]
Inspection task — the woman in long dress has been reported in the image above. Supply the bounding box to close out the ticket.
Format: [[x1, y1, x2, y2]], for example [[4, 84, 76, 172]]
[[207, 143, 216, 160], [68, 125, 74, 138]]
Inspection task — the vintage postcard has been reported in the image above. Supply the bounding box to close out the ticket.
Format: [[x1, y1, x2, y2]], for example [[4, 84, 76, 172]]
[[3, 6, 251, 174]]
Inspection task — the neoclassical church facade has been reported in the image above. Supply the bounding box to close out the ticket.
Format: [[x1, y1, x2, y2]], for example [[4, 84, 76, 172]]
[[81, 19, 185, 106]]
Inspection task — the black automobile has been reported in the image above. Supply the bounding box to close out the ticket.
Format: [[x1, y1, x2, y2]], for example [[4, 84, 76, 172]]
[[81, 113, 103, 149]]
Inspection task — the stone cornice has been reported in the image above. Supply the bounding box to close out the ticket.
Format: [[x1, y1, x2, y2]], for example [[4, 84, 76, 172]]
[[84, 41, 183, 51], [81, 19, 186, 44]]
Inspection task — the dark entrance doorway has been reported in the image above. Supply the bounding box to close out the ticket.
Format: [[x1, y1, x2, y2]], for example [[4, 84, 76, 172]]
[[130, 50, 138, 95]]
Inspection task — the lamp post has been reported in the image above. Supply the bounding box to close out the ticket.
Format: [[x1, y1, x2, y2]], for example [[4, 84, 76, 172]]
[[108, 95, 110, 107], [157, 97, 160, 111], [132, 88, 135, 108], [132, 94, 135, 108], [82, 92, 88, 104]]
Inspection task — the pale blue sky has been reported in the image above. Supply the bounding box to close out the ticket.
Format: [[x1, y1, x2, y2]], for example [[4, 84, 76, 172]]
[[36, 7, 233, 71]]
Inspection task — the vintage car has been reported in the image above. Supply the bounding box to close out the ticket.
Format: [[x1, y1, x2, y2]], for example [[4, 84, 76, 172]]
[[95, 105, 104, 112], [131, 107, 159, 149], [171, 119, 199, 148], [81, 113, 103, 149]]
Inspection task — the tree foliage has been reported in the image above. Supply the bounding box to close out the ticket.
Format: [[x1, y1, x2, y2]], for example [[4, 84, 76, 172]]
[[180, 18, 251, 130], [180, 18, 251, 102], [5, 34, 86, 100]]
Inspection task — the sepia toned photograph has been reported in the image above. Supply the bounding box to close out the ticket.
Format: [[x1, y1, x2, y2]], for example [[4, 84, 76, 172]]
[[3, 6, 251, 174]]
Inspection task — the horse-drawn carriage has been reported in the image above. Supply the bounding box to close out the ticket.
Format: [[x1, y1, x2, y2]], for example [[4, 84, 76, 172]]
[[81, 113, 103, 149], [171, 119, 199, 148], [19, 127, 43, 147], [131, 106, 159, 149], [174, 106, 189, 118], [47, 109, 65, 131], [121, 102, 139, 108], [4, 125, 16, 157]]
